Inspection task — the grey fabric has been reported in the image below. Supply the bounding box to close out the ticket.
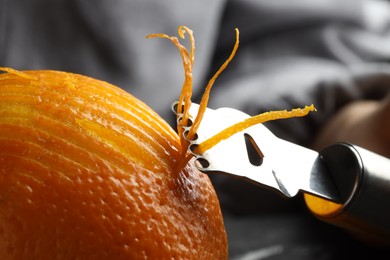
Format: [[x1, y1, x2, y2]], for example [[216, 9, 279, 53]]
[[2, 0, 390, 258], [0, 0, 226, 120], [207, 0, 390, 146]]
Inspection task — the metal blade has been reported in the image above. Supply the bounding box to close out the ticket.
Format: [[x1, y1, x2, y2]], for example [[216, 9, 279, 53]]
[[184, 103, 340, 203]]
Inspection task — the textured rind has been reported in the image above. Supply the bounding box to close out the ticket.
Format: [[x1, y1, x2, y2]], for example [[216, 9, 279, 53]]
[[0, 70, 227, 259]]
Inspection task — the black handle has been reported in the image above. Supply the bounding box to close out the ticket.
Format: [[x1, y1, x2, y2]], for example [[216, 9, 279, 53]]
[[304, 143, 390, 245]]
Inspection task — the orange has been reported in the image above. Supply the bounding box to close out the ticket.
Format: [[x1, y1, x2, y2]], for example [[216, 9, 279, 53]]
[[0, 24, 316, 259], [0, 68, 227, 259]]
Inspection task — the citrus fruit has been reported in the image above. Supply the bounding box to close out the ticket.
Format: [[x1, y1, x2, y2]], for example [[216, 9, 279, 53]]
[[0, 25, 316, 259], [0, 68, 228, 259]]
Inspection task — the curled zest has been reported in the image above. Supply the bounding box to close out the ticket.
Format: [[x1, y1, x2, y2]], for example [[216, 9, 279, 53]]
[[194, 105, 316, 154], [147, 27, 239, 155], [147, 26, 196, 154], [148, 26, 316, 166], [187, 29, 240, 141]]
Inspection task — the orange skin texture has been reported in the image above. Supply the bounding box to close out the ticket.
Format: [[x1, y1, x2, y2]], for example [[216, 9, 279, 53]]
[[0, 70, 227, 259]]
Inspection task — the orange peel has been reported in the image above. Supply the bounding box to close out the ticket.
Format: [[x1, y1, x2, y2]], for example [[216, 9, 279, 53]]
[[148, 26, 316, 160]]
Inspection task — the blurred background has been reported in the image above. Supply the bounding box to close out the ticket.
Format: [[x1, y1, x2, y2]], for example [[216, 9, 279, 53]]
[[2, 0, 390, 259]]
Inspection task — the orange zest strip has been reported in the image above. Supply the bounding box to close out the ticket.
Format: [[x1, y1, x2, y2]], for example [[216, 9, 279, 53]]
[[194, 105, 316, 154], [176, 26, 195, 130], [178, 26, 195, 65], [187, 29, 239, 141], [146, 27, 194, 151]]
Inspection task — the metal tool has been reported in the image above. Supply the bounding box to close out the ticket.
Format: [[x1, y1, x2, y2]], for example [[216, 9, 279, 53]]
[[173, 102, 390, 245]]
